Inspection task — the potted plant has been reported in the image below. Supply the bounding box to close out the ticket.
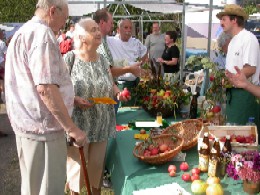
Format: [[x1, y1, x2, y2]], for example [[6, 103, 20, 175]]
[[227, 151, 260, 194]]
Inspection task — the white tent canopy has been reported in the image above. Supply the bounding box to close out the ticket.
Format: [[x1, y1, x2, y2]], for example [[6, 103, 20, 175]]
[[68, 0, 214, 17]]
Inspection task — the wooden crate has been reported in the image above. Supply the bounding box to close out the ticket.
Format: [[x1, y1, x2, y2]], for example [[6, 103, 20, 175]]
[[198, 125, 258, 152]]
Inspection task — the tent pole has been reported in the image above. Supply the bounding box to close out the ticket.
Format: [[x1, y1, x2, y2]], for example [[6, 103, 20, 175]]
[[180, 2, 186, 85], [207, 0, 213, 58]]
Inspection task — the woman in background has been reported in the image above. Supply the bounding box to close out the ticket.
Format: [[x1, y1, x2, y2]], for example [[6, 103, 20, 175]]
[[157, 31, 180, 83]]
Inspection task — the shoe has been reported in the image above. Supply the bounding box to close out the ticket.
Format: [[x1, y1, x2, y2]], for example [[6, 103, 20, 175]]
[[102, 177, 112, 188], [102, 169, 112, 188]]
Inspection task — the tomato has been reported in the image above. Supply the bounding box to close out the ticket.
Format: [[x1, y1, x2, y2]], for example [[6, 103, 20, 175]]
[[182, 173, 191, 182], [168, 165, 177, 173], [180, 162, 189, 171]]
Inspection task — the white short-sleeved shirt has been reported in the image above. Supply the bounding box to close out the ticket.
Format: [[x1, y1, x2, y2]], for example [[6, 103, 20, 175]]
[[107, 36, 147, 81], [226, 29, 260, 85], [5, 16, 74, 137]]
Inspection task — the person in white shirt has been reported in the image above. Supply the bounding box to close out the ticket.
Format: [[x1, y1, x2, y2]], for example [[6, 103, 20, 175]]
[[4, 0, 87, 193], [65, 22, 75, 39], [217, 4, 260, 134], [107, 19, 147, 106]]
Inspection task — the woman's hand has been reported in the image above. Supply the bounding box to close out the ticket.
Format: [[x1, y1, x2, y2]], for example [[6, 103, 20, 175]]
[[74, 96, 94, 110], [157, 58, 163, 63], [116, 92, 131, 102]]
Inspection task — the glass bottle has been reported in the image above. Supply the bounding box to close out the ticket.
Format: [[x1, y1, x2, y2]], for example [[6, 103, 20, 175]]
[[199, 132, 210, 172], [189, 92, 198, 119], [219, 135, 232, 177], [208, 138, 221, 177], [246, 117, 255, 126]]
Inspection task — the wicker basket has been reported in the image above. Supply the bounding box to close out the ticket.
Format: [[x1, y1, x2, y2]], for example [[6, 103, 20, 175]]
[[162, 119, 203, 150], [133, 134, 184, 165]]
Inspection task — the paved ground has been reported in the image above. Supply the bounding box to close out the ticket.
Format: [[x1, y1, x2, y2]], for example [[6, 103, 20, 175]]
[[0, 111, 21, 195], [0, 108, 114, 195]]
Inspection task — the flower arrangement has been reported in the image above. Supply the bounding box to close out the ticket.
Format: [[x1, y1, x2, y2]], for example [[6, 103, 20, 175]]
[[227, 151, 260, 183], [134, 77, 191, 118]]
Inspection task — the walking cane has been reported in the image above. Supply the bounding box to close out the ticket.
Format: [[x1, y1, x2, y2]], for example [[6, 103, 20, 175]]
[[79, 146, 92, 195], [67, 137, 92, 195]]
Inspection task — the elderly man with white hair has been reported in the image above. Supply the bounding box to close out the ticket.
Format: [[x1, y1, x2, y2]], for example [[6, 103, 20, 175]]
[[4, 0, 87, 194], [107, 19, 148, 106]]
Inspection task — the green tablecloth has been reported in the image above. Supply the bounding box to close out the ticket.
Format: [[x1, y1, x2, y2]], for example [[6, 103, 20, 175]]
[[115, 107, 179, 125], [106, 107, 247, 195]]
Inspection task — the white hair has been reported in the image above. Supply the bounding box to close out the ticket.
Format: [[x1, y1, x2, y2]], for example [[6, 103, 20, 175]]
[[36, 0, 68, 10], [217, 32, 232, 48], [73, 18, 93, 49]]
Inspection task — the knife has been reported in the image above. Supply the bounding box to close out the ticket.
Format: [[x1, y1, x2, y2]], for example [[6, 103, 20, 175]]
[[88, 97, 117, 105]]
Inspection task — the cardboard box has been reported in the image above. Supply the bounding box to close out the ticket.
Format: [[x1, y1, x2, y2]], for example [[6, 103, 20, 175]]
[[198, 125, 258, 152]]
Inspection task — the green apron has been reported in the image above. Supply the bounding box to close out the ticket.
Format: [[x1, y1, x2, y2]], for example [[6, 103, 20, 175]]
[[226, 88, 260, 142]]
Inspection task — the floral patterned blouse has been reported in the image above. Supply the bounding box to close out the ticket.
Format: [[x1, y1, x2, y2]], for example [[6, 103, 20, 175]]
[[64, 51, 116, 142]]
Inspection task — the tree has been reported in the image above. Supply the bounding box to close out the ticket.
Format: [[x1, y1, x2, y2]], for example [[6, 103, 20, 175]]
[[0, 0, 37, 22]]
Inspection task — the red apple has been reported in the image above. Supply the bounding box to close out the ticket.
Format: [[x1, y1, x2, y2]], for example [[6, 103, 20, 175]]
[[159, 144, 168, 153], [210, 75, 215, 81], [169, 170, 176, 177], [168, 165, 177, 173], [121, 88, 131, 99], [148, 144, 155, 151], [211, 105, 221, 113], [191, 174, 200, 181], [236, 135, 246, 143], [182, 173, 191, 182], [191, 168, 200, 175], [180, 162, 189, 171], [150, 148, 159, 156]]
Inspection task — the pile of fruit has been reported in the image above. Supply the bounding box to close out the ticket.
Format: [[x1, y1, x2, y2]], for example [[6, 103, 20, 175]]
[[219, 134, 256, 144], [167, 162, 224, 195], [142, 142, 172, 157], [207, 133, 257, 144]]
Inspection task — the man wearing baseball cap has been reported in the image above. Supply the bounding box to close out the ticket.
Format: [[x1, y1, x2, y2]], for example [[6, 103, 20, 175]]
[[217, 4, 260, 131]]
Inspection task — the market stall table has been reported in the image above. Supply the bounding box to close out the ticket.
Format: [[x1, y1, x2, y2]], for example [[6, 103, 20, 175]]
[[106, 107, 247, 195]]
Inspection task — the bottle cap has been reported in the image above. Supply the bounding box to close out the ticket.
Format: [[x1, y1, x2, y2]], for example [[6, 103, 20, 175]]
[[204, 132, 209, 137], [226, 135, 230, 139], [215, 138, 219, 142], [248, 117, 255, 123]]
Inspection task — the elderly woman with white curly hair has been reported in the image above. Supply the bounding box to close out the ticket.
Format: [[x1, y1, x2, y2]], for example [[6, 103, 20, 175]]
[[214, 31, 232, 69], [64, 18, 128, 195]]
